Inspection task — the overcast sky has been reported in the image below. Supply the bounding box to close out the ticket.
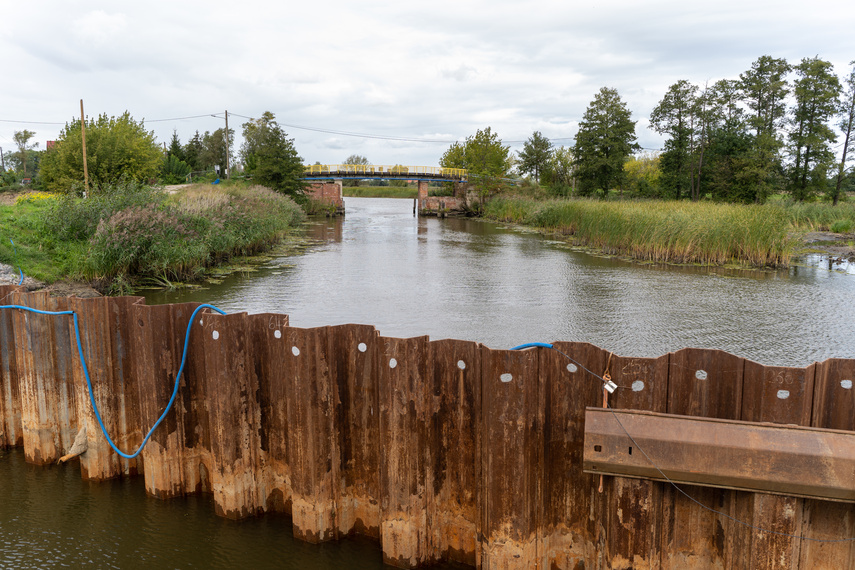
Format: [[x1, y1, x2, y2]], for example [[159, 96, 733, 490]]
[[2, 0, 853, 167]]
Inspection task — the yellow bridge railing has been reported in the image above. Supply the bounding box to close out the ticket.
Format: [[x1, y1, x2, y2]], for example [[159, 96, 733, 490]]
[[304, 164, 468, 179]]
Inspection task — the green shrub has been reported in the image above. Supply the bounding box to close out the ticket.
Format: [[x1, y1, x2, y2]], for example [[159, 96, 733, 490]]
[[40, 181, 166, 242], [830, 219, 853, 233]]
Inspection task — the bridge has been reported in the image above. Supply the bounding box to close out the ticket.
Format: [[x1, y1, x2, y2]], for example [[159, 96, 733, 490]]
[[303, 164, 468, 181], [304, 164, 471, 217]]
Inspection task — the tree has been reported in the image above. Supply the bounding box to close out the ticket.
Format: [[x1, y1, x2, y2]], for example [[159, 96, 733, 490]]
[[40, 112, 162, 193], [739, 55, 791, 197], [517, 131, 552, 182], [833, 61, 855, 205], [240, 111, 306, 199], [623, 152, 662, 198], [786, 57, 841, 201], [574, 87, 639, 197], [342, 154, 369, 186], [200, 128, 234, 175], [183, 131, 204, 172], [13, 130, 37, 179], [441, 127, 510, 178], [541, 145, 575, 195], [343, 154, 369, 165], [650, 80, 698, 199], [440, 127, 510, 200], [167, 130, 185, 163]]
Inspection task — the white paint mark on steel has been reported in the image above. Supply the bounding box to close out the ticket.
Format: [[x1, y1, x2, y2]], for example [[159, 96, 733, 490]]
[[695, 370, 708, 380], [500, 373, 513, 383], [632, 380, 644, 392]]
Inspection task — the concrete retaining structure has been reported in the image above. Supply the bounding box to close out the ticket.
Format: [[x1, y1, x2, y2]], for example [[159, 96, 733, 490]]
[[1, 284, 854, 568]]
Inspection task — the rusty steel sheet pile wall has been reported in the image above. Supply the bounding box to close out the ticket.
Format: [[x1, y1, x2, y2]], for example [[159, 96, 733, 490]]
[[1, 287, 855, 569]]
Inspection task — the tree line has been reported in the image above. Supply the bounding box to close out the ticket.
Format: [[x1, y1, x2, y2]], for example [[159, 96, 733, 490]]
[[4, 55, 853, 205], [443, 55, 855, 205], [2, 111, 307, 199]]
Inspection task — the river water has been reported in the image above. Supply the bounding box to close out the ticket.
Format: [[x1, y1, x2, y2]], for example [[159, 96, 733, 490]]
[[4, 197, 854, 568], [149, 196, 854, 368]]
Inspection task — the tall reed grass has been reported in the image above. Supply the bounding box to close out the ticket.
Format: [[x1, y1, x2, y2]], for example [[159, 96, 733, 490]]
[[484, 197, 797, 267], [767, 200, 855, 231], [35, 183, 304, 287]]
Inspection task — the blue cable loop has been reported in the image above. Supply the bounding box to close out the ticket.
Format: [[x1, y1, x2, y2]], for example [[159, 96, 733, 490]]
[[0, 302, 226, 459], [511, 342, 554, 350]]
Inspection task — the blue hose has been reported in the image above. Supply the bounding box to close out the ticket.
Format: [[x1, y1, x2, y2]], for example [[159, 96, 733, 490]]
[[0, 302, 226, 459], [511, 342, 553, 350]]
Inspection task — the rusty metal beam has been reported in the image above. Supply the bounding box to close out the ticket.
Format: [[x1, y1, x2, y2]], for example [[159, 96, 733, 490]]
[[583, 407, 855, 503]]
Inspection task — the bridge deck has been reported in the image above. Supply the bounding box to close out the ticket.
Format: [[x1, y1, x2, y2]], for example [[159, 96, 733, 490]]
[[304, 164, 467, 181]]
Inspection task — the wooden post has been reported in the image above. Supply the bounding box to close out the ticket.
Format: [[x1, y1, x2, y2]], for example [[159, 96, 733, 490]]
[[80, 99, 89, 194], [224, 110, 230, 179]]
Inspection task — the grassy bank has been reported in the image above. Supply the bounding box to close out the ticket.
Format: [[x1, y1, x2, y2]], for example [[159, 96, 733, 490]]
[[343, 185, 417, 198], [0, 183, 304, 291], [484, 196, 799, 267]]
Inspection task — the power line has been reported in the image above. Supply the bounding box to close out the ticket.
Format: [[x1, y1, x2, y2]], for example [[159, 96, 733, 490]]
[[0, 119, 65, 126]]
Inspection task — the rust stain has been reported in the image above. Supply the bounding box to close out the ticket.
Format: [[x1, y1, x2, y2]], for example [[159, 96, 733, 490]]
[[2, 290, 855, 568]]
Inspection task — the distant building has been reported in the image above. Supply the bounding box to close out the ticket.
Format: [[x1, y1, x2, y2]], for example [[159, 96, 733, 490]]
[[46, 141, 56, 149]]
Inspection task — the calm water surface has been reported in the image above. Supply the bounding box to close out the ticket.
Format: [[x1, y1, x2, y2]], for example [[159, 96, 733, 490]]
[[4, 197, 854, 569], [149, 197, 855, 368]]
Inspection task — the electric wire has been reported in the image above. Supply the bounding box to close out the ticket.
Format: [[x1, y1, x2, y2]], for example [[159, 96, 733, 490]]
[[511, 342, 855, 544], [0, 302, 226, 459]]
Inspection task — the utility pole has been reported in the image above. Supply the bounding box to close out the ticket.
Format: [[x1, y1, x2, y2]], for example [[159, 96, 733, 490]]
[[0, 146, 5, 171], [224, 110, 230, 179], [80, 99, 90, 194]]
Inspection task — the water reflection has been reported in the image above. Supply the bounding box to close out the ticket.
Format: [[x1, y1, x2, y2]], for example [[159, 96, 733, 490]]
[[145, 197, 855, 367]]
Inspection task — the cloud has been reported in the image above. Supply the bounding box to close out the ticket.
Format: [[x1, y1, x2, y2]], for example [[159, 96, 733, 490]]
[[1, 0, 853, 165], [71, 11, 128, 46], [441, 64, 477, 82]]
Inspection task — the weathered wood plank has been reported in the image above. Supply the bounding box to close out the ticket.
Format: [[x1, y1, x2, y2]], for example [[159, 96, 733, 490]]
[[0, 286, 24, 449], [379, 335, 432, 568], [540, 341, 610, 570], [131, 302, 196, 499], [427, 338, 481, 567], [281, 325, 337, 542], [799, 358, 855, 569], [12, 291, 77, 465], [479, 345, 541, 569], [661, 348, 744, 570], [730, 361, 813, 570], [248, 313, 291, 514], [328, 323, 381, 539], [200, 311, 262, 520], [598, 353, 669, 570]]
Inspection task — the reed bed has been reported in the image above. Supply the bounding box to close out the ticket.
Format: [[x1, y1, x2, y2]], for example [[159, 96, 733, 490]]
[[484, 197, 797, 267], [767, 200, 855, 232]]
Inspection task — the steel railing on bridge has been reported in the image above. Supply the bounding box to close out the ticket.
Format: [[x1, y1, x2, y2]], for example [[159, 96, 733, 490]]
[[304, 164, 468, 180]]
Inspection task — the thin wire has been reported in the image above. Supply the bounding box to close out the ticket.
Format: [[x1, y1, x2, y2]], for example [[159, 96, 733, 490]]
[[0, 119, 65, 125], [145, 113, 222, 123], [512, 342, 855, 544]]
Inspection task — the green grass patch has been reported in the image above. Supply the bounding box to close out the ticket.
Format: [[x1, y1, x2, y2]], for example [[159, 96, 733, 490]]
[[484, 196, 798, 267], [1, 183, 305, 292], [343, 186, 417, 198]]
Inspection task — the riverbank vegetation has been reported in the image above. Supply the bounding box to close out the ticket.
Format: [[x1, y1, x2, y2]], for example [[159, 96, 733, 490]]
[[0, 182, 304, 292], [484, 196, 799, 267]]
